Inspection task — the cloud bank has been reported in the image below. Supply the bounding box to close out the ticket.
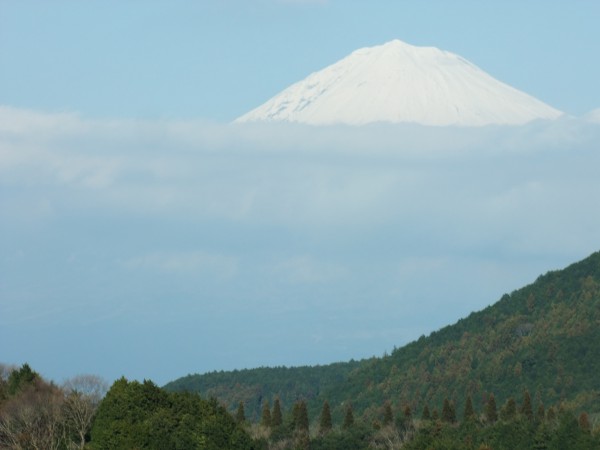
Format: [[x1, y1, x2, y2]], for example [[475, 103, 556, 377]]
[[1, 106, 600, 383]]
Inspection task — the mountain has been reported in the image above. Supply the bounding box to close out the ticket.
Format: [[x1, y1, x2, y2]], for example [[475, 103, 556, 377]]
[[165, 250, 600, 423], [235, 40, 563, 126]]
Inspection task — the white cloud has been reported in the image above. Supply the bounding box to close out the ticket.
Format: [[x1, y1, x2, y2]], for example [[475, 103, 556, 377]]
[[121, 251, 238, 279]]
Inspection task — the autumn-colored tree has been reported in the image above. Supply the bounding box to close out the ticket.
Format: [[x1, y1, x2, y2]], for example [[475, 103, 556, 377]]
[[578, 412, 591, 433], [319, 400, 332, 434]]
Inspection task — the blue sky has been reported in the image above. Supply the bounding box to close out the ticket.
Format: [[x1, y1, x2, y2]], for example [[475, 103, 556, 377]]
[[1, 1, 600, 386]]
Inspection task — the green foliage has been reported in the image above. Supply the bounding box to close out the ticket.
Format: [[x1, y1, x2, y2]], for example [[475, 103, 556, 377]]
[[90, 377, 256, 449], [236, 401, 246, 423], [164, 250, 600, 426], [319, 400, 332, 434], [260, 399, 271, 427], [463, 395, 475, 421], [7, 363, 38, 396], [343, 403, 355, 429], [271, 397, 282, 427]]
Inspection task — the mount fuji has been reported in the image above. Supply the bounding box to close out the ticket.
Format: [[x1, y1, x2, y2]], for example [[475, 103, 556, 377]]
[[236, 40, 563, 127]]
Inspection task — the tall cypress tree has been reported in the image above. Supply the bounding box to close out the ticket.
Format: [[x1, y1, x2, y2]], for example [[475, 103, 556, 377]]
[[463, 395, 475, 421], [383, 400, 394, 426], [485, 394, 498, 423], [442, 398, 456, 423], [319, 400, 332, 434], [521, 390, 533, 421], [235, 401, 246, 424], [272, 397, 282, 428], [343, 403, 355, 429], [294, 400, 309, 432], [421, 404, 431, 421], [260, 399, 271, 428]]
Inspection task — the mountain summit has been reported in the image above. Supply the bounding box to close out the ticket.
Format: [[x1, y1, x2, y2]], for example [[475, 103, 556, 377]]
[[236, 40, 562, 126]]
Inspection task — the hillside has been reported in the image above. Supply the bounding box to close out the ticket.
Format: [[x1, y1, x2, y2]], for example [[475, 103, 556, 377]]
[[165, 251, 600, 423]]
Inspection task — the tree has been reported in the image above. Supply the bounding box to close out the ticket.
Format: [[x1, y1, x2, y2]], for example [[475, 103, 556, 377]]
[[7, 363, 38, 396], [500, 397, 517, 421], [319, 400, 332, 434], [0, 378, 64, 450], [294, 400, 309, 432], [421, 404, 431, 421], [485, 394, 497, 423], [578, 412, 591, 433], [463, 395, 475, 421], [520, 390, 533, 421], [272, 397, 282, 427], [235, 401, 246, 424], [343, 403, 355, 429], [62, 374, 108, 450], [441, 398, 456, 423], [260, 399, 272, 428], [383, 400, 394, 426]]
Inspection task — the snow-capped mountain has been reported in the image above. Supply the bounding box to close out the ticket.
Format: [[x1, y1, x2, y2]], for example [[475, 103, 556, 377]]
[[236, 40, 562, 126]]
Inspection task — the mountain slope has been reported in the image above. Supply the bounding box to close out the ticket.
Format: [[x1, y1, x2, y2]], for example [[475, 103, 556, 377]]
[[236, 40, 563, 126], [165, 251, 600, 422]]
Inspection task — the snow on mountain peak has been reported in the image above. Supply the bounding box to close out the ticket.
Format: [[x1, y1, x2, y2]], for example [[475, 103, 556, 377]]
[[236, 40, 563, 127]]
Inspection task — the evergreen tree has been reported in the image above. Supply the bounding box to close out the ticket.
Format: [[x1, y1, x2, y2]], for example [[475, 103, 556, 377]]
[[403, 404, 412, 420], [520, 390, 533, 421], [319, 400, 332, 434], [260, 399, 271, 427], [343, 403, 355, 429], [485, 394, 498, 424], [7, 363, 38, 395], [271, 397, 282, 427], [383, 400, 394, 426], [421, 404, 431, 421], [536, 402, 545, 423], [431, 408, 439, 421], [235, 401, 246, 423], [500, 397, 517, 421], [294, 400, 309, 432], [463, 395, 475, 421], [442, 398, 456, 423]]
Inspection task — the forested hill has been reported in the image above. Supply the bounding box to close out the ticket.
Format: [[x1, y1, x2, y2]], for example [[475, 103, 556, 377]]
[[164, 250, 600, 423]]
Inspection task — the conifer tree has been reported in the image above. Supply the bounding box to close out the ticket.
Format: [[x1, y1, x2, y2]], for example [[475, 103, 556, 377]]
[[403, 405, 412, 420], [536, 402, 545, 423], [500, 397, 517, 421], [343, 403, 355, 429], [235, 401, 246, 424], [463, 395, 475, 421], [578, 412, 591, 433], [383, 400, 394, 426], [442, 398, 456, 423], [271, 397, 282, 428], [261, 399, 271, 428], [520, 390, 533, 421], [294, 400, 309, 432], [319, 400, 332, 434], [485, 394, 497, 423], [431, 408, 439, 421], [421, 404, 431, 421]]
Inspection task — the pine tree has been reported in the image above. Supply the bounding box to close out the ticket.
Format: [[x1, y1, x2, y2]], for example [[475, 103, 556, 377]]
[[261, 399, 271, 428], [578, 412, 591, 433], [431, 408, 439, 421], [319, 400, 332, 434], [343, 403, 355, 429], [235, 401, 246, 423], [536, 402, 545, 423], [271, 397, 282, 428], [383, 400, 394, 426], [403, 405, 412, 420], [521, 390, 533, 421], [485, 394, 497, 423], [463, 395, 475, 421]]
